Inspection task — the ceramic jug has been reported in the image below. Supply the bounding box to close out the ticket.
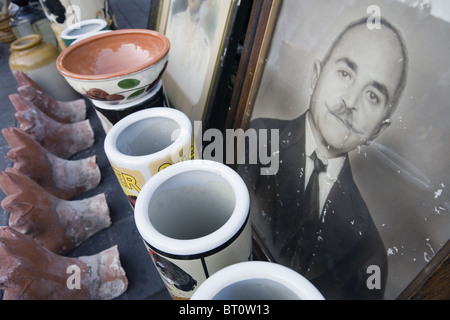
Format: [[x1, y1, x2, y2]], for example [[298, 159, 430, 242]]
[[0, 13, 15, 44], [0, 1, 15, 44], [9, 33, 79, 101]]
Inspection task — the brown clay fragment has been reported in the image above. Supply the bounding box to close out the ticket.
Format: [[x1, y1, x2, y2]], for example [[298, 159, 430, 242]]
[[17, 86, 86, 123], [10, 93, 94, 159], [2, 127, 100, 199], [0, 170, 110, 255], [0, 227, 128, 300]]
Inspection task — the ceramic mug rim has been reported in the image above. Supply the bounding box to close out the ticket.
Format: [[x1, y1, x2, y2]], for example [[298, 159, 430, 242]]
[[56, 29, 170, 80], [104, 107, 192, 165], [60, 18, 108, 41], [191, 261, 325, 300], [134, 160, 250, 257], [71, 30, 112, 46]]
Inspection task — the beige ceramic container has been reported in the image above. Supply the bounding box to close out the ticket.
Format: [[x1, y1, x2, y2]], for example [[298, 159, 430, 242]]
[[0, 0, 15, 44], [9, 34, 79, 101], [56, 29, 170, 105], [0, 13, 15, 44]]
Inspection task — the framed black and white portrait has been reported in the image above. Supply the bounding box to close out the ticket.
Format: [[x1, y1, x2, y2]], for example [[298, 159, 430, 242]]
[[152, 0, 241, 124], [230, 0, 450, 299]]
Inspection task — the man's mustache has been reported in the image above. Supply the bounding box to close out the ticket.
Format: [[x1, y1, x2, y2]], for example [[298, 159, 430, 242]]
[[326, 102, 365, 136]]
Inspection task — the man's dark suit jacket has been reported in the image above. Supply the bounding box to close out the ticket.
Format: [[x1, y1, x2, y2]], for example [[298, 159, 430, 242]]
[[240, 112, 388, 299]]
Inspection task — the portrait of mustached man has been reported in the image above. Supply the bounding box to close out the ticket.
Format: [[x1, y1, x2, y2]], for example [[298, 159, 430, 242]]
[[165, 0, 211, 106], [241, 16, 408, 299]]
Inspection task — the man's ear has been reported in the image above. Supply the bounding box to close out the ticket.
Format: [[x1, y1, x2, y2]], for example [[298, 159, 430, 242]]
[[310, 60, 322, 95], [366, 119, 391, 145]]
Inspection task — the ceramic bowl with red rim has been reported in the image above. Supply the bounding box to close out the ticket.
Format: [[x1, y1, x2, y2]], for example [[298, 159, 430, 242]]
[[56, 29, 169, 105]]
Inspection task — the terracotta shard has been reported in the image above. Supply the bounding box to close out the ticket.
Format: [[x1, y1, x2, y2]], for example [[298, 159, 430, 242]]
[[17, 86, 86, 123], [2, 127, 101, 199], [10, 93, 94, 159], [13, 70, 45, 91], [0, 227, 128, 300], [0, 170, 111, 254]]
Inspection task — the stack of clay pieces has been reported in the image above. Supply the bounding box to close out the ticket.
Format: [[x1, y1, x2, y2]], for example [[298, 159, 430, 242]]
[[0, 72, 128, 300]]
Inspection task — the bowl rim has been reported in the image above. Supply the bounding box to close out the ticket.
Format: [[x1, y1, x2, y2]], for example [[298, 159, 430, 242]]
[[56, 29, 170, 81]]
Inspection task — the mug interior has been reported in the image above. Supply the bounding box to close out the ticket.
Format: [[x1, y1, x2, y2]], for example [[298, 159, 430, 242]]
[[67, 22, 103, 36], [147, 170, 236, 240], [116, 116, 179, 156], [212, 278, 300, 300]]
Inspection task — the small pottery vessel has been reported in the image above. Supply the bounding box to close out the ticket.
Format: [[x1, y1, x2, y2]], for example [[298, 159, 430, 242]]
[[60, 18, 108, 47], [0, 13, 16, 44], [38, 0, 117, 50], [71, 29, 111, 45], [9, 34, 79, 101], [0, 1, 15, 44], [191, 261, 325, 300], [56, 29, 170, 105]]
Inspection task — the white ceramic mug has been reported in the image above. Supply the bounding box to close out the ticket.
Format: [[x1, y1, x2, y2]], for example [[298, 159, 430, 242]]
[[61, 19, 109, 47], [93, 81, 168, 133], [134, 160, 252, 300], [104, 107, 195, 208], [191, 261, 325, 300]]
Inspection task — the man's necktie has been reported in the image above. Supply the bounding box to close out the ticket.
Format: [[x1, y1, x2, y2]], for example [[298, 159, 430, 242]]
[[281, 150, 327, 273], [303, 151, 327, 226]]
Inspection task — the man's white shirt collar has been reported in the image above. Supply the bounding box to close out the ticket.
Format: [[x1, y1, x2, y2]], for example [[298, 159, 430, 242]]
[[304, 112, 346, 215]]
